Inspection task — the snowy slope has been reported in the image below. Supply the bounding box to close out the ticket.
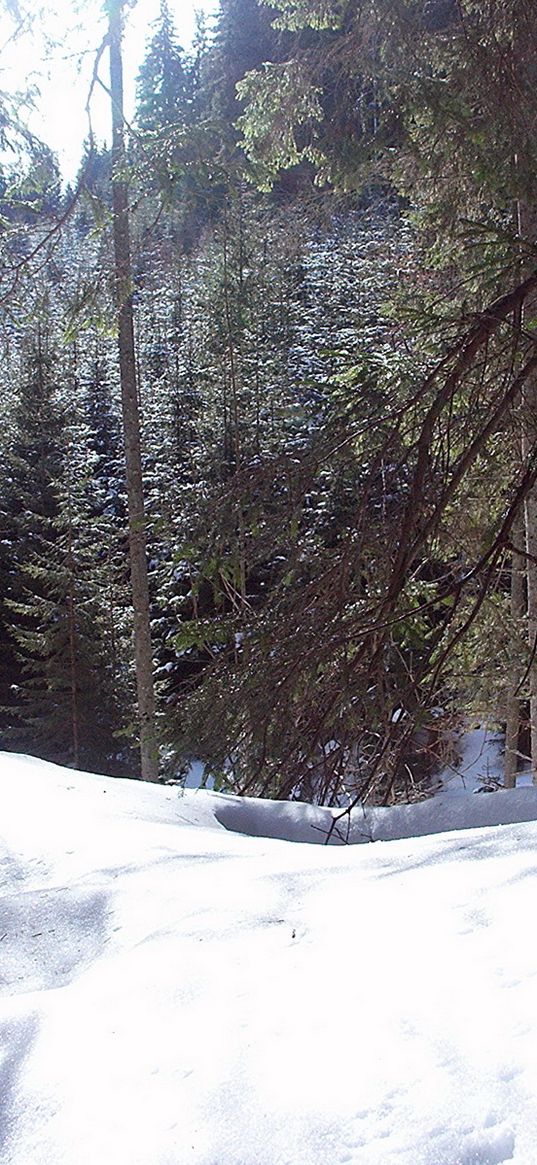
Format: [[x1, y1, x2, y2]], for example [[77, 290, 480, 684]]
[[2, 751, 537, 1165]]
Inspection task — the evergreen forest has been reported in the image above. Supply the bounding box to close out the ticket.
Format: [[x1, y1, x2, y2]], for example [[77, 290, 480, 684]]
[[2, 0, 537, 806]]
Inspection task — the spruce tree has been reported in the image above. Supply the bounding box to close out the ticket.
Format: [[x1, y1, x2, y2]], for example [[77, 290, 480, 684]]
[[1, 340, 125, 771], [215, 0, 277, 120], [136, 0, 190, 134]]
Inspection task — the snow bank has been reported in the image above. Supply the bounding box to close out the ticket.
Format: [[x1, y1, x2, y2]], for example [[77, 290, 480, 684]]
[[214, 729, 537, 846], [2, 728, 537, 854], [2, 750, 537, 1164]]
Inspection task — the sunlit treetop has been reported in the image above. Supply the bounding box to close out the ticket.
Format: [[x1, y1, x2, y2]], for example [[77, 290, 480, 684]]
[[261, 0, 348, 30]]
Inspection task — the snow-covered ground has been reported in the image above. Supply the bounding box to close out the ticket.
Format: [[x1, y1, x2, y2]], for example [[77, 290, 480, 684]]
[[2, 744, 537, 1164]]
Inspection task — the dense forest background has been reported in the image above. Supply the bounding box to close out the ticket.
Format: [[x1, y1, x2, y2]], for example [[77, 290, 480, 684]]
[[1, 0, 536, 805]]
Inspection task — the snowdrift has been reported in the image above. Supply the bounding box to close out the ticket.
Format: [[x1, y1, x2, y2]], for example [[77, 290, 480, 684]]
[[2, 747, 537, 1164]]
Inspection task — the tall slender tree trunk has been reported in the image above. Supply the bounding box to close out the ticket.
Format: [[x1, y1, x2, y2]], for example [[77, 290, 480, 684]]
[[504, 188, 527, 789], [107, 0, 158, 781], [511, 8, 537, 784], [222, 208, 247, 607], [514, 179, 537, 783], [504, 506, 525, 787], [522, 400, 537, 782], [66, 440, 80, 770]]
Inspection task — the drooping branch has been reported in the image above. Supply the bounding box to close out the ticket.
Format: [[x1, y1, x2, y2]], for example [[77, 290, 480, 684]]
[[385, 270, 537, 604]]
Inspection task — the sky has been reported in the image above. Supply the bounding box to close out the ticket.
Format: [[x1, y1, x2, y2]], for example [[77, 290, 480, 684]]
[[0, 0, 218, 179]]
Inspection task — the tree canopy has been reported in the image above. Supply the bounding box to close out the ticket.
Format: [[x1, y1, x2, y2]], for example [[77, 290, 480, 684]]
[[1, 0, 536, 799]]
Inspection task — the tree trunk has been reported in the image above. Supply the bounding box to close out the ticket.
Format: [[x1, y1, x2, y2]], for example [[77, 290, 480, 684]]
[[522, 401, 537, 783], [515, 181, 537, 783], [66, 440, 80, 770], [504, 505, 525, 787], [107, 0, 158, 781]]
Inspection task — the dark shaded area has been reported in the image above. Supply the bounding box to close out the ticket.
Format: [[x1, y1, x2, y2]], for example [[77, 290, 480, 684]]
[[0, 884, 109, 994]]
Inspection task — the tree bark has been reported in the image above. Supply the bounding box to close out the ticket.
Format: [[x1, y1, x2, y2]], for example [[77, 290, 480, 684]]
[[522, 399, 537, 783], [107, 0, 158, 780], [504, 506, 525, 787], [514, 181, 537, 782], [65, 439, 80, 770]]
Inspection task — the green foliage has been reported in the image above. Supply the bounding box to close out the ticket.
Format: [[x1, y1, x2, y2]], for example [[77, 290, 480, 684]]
[[262, 0, 349, 30], [2, 0, 535, 801], [0, 318, 133, 774], [237, 61, 324, 188], [136, 0, 190, 133]]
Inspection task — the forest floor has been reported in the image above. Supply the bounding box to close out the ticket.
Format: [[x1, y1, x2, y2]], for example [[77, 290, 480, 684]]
[[1, 741, 536, 1164]]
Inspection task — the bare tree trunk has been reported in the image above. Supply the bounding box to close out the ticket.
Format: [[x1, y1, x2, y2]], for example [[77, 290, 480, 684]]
[[66, 441, 80, 770], [515, 180, 537, 783], [107, 0, 158, 781], [222, 209, 247, 607], [522, 402, 537, 783], [504, 506, 525, 786]]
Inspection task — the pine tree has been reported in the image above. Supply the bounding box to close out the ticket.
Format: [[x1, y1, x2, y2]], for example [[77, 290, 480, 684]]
[[136, 0, 190, 134], [74, 142, 112, 238], [215, 0, 277, 120], [230, 0, 537, 795], [82, 351, 133, 716], [1, 340, 125, 771]]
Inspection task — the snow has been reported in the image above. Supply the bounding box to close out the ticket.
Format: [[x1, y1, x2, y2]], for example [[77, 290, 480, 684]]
[[204, 729, 537, 846], [2, 746, 537, 1164], [436, 727, 506, 797]]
